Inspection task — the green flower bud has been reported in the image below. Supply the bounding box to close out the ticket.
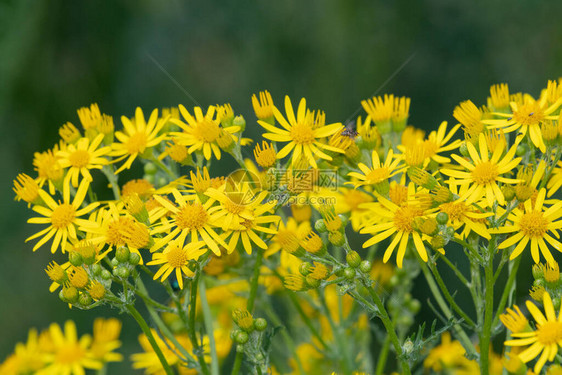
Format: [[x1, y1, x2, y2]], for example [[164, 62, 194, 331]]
[[79, 293, 93, 306], [115, 246, 130, 263], [101, 269, 112, 280], [129, 252, 141, 265], [69, 252, 83, 267], [436, 212, 449, 225], [110, 258, 119, 267], [90, 263, 102, 276], [114, 266, 130, 279], [346, 251, 361, 268], [299, 262, 312, 276], [359, 260, 372, 273], [314, 219, 328, 233], [343, 268, 356, 280], [254, 318, 267, 331], [305, 275, 321, 288], [62, 286, 79, 303], [233, 115, 246, 132], [328, 231, 346, 246], [234, 331, 249, 344]]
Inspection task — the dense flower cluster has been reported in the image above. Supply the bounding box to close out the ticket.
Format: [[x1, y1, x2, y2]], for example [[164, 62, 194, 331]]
[[9, 80, 562, 374]]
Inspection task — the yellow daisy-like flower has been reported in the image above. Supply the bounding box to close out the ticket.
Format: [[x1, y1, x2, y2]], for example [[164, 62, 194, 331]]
[[438, 179, 492, 240], [57, 134, 111, 187], [150, 190, 226, 256], [112, 107, 168, 173], [421, 121, 462, 164], [441, 133, 521, 207], [347, 148, 402, 189], [500, 305, 529, 334], [33, 144, 65, 194], [170, 105, 240, 160], [41, 320, 103, 375], [147, 237, 207, 289], [360, 185, 430, 268], [483, 95, 562, 153], [258, 96, 343, 168], [90, 318, 123, 363], [224, 201, 279, 255], [495, 188, 562, 265], [131, 330, 192, 374], [505, 292, 562, 374], [206, 184, 269, 231], [26, 179, 99, 253], [265, 217, 311, 257]]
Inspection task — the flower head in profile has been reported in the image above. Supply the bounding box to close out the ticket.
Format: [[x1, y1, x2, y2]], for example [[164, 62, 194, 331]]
[[258, 95, 343, 168], [505, 291, 562, 373], [26, 179, 99, 253], [147, 237, 207, 289], [112, 107, 168, 173]]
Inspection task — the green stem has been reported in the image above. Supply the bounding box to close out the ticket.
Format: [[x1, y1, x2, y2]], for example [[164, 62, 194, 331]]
[[479, 236, 497, 375], [418, 259, 478, 359], [264, 304, 305, 374], [363, 283, 411, 375], [492, 254, 521, 330], [134, 277, 197, 366], [127, 304, 174, 375], [200, 280, 220, 375], [374, 336, 391, 375], [188, 271, 211, 375], [150, 156, 177, 179], [101, 165, 120, 200], [231, 249, 265, 375], [428, 260, 476, 328]]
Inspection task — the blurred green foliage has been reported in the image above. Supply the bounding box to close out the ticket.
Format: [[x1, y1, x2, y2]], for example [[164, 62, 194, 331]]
[[2, 0, 562, 370]]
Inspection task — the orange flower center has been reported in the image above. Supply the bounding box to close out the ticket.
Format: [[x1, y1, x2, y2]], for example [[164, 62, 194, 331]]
[[471, 161, 499, 184], [68, 150, 91, 168], [519, 211, 548, 238], [51, 204, 76, 229], [175, 203, 208, 230], [290, 121, 315, 144]]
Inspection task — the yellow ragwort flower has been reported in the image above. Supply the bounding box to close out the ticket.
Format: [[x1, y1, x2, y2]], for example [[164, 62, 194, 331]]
[[495, 188, 562, 266], [26, 179, 99, 253], [258, 95, 343, 168], [505, 292, 562, 374], [441, 133, 521, 207]]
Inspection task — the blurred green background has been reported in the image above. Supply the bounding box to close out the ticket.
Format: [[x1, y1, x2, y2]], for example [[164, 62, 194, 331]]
[[2, 0, 562, 371]]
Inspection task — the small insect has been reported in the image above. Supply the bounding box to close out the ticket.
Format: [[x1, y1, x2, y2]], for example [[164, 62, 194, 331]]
[[168, 273, 181, 292], [342, 121, 358, 138]]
